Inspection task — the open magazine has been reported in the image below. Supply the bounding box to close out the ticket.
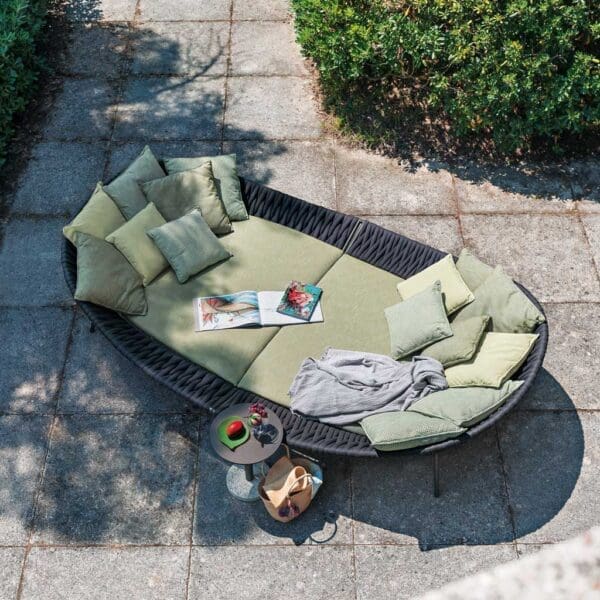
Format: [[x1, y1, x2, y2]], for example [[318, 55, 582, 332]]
[[194, 290, 324, 332]]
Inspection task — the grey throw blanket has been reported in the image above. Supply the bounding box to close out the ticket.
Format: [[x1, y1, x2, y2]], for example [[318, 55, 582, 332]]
[[289, 348, 447, 426]]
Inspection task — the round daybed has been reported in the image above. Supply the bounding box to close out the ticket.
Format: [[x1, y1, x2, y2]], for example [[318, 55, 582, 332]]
[[62, 178, 548, 485]]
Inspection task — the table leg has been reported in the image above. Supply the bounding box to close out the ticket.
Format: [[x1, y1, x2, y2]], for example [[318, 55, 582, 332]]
[[244, 463, 254, 482]]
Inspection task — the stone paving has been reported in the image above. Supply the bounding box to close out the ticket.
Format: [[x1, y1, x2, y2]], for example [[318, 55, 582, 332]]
[[0, 0, 599, 598]]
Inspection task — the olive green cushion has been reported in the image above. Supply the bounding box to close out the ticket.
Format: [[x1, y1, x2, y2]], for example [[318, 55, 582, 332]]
[[104, 145, 165, 219], [74, 233, 147, 315], [238, 255, 404, 406], [105, 202, 168, 286], [360, 411, 466, 452], [397, 254, 474, 315], [420, 315, 490, 367], [456, 248, 494, 291], [164, 154, 248, 221], [128, 216, 343, 384], [147, 210, 232, 284], [454, 266, 546, 333], [385, 281, 452, 359], [408, 380, 523, 427], [63, 183, 125, 244], [141, 162, 232, 234], [445, 332, 539, 388]]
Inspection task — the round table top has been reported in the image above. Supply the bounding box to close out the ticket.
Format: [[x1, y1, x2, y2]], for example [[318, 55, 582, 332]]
[[209, 403, 284, 466]]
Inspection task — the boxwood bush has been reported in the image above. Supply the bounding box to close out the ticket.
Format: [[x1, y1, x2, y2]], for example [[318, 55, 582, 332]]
[[0, 0, 47, 166], [292, 0, 599, 153]]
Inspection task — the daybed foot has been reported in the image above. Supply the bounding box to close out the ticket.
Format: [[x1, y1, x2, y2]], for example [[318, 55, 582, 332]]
[[433, 453, 440, 498]]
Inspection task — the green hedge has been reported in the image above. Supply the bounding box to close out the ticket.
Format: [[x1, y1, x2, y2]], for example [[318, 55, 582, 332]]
[[0, 0, 47, 166], [292, 0, 600, 152]]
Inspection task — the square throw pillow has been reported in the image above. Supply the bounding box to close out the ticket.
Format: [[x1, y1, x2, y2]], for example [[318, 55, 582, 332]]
[[147, 210, 232, 283], [164, 154, 248, 221], [385, 280, 453, 359], [420, 315, 490, 367], [445, 332, 538, 388], [141, 162, 233, 234], [105, 202, 168, 286], [397, 254, 474, 315], [455, 248, 494, 292], [453, 266, 546, 333], [104, 145, 165, 220], [409, 380, 523, 428], [63, 182, 125, 244], [74, 233, 147, 315]]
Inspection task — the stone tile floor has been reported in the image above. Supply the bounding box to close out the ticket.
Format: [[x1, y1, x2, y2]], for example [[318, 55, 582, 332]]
[[0, 0, 598, 598]]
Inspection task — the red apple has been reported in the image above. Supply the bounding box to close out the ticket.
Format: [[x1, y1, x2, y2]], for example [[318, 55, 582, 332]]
[[226, 420, 245, 439]]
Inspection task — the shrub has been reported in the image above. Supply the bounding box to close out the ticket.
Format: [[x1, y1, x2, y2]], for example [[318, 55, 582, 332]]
[[292, 0, 600, 153], [0, 0, 47, 166]]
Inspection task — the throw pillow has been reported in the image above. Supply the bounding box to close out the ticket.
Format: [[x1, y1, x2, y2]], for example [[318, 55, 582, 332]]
[[141, 162, 233, 234], [396, 254, 474, 315], [164, 153, 248, 221], [74, 233, 147, 315], [444, 332, 539, 388], [385, 280, 453, 360], [453, 266, 546, 333], [147, 210, 232, 283], [408, 380, 524, 428], [104, 145, 165, 219], [63, 182, 125, 244], [105, 202, 168, 286], [420, 315, 490, 367], [455, 248, 494, 292]]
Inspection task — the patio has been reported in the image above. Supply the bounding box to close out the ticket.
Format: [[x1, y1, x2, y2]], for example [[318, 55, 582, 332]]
[[0, 0, 599, 598]]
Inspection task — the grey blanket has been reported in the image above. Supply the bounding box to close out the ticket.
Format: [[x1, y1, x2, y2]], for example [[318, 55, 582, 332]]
[[289, 348, 447, 426]]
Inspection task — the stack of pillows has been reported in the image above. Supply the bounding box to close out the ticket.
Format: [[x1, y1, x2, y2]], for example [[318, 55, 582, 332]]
[[63, 146, 246, 314], [361, 251, 545, 451]]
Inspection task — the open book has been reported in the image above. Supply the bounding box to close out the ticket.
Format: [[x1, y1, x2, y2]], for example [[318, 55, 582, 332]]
[[194, 290, 324, 332]]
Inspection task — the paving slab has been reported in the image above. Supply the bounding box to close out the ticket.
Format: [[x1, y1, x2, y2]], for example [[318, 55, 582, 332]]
[[224, 76, 322, 140], [10, 142, 106, 217], [42, 78, 117, 140], [230, 22, 308, 76], [114, 77, 225, 141], [335, 148, 456, 215], [0, 416, 52, 544], [517, 304, 600, 410], [233, 0, 292, 20], [63, 24, 129, 76], [32, 415, 198, 544], [352, 430, 513, 546], [460, 214, 600, 303], [0, 218, 71, 307], [139, 0, 232, 21], [224, 140, 335, 208], [21, 547, 188, 600], [58, 315, 196, 414], [131, 22, 229, 76], [0, 548, 24, 600], [498, 411, 597, 543], [0, 308, 72, 414], [355, 544, 517, 600], [64, 0, 137, 22], [188, 546, 354, 600], [365, 215, 463, 255]]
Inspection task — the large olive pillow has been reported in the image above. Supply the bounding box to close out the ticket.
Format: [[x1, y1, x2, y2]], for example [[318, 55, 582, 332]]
[[141, 162, 232, 235], [104, 145, 165, 219], [420, 315, 490, 367], [408, 380, 523, 428], [385, 280, 452, 359], [74, 233, 147, 315], [445, 332, 538, 388], [105, 202, 168, 286], [147, 210, 232, 283], [455, 248, 494, 292], [397, 254, 474, 315], [453, 266, 546, 333], [164, 153, 248, 221], [63, 183, 125, 244]]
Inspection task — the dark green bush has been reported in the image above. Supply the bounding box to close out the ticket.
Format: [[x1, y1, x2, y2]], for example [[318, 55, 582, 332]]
[[292, 0, 600, 152], [0, 0, 47, 166]]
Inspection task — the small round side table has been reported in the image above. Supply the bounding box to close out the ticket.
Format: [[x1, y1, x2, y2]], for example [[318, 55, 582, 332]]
[[209, 403, 284, 502]]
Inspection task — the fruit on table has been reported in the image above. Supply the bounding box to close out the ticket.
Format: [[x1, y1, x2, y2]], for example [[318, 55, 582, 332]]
[[226, 420, 245, 439]]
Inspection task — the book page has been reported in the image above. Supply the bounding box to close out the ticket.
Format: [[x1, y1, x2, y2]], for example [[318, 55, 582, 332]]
[[194, 291, 261, 331], [258, 291, 324, 326]]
